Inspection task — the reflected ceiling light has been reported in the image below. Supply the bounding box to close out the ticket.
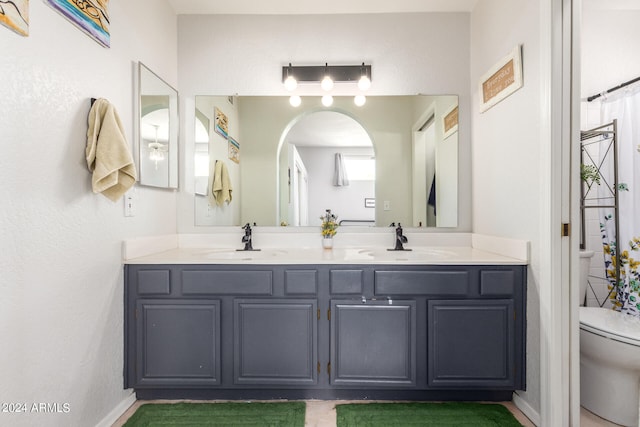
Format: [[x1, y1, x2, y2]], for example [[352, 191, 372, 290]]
[[321, 95, 333, 107], [354, 95, 366, 106], [284, 63, 297, 91], [358, 62, 371, 91], [148, 125, 166, 170], [289, 95, 302, 107]]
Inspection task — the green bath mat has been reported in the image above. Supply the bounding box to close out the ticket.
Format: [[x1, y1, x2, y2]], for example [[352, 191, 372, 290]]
[[123, 401, 306, 426], [336, 402, 523, 426]]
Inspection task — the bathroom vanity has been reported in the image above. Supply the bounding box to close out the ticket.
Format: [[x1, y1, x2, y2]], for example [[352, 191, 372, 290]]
[[124, 242, 527, 401]]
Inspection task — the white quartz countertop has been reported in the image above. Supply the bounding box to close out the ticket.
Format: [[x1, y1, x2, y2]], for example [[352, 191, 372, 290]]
[[124, 246, 527, 265], [123, 233, 529, 265]]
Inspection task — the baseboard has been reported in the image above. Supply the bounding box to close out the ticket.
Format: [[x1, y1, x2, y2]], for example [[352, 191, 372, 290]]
[[95, 392, 136, 427], [512, 392, 540, 426]]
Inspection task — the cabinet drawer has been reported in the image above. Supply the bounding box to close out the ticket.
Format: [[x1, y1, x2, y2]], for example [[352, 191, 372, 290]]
[[375, 271, 469, 295], [285, 270, 318, 295], [137, 270, 171, 295], [480, 270, 515, 296], [182, 270, 272, 295], [330, 270, 364, 294]]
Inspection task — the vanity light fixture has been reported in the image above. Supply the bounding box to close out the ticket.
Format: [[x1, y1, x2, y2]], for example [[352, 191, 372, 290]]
[[357, 62, 371, 91], [284, 63, 297, 91], [321, 63, 334, 91], [281, 63, 372, 89], [282, 63, 371, 107]]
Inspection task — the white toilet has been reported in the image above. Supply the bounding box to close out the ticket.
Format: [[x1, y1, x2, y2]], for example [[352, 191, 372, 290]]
[[579, 250, 640, 427]]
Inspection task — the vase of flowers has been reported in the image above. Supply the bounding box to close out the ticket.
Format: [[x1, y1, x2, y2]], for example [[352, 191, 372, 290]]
[[320, 209, 338, 249]]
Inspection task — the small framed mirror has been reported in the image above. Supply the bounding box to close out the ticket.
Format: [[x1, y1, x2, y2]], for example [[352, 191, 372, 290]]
[[138, 62, 179, 189]]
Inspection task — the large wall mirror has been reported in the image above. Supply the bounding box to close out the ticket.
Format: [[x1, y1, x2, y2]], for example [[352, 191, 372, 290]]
[[194, 95, 458, 228], [138, 62, 179, 189]]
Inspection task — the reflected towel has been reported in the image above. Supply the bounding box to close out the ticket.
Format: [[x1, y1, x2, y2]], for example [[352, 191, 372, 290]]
[[209, 159, 232, 207], [86, 98, 137, 201], [333, 153, 349, 186]]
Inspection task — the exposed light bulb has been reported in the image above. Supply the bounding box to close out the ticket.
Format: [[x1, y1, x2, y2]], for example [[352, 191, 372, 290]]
[[289, 95, 301, 107], [321, 95, 333, 107], [284, 75, 297, 91], [354, 95, 366, 106], [358, 75, 371, 91], [321, 75, 334, 91]]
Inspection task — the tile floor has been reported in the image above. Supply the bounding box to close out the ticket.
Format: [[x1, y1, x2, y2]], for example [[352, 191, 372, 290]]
[[113, 399, 621, 426]]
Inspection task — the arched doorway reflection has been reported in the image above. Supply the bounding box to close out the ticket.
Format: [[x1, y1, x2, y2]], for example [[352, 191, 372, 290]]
[[278, 110, 375, 226]]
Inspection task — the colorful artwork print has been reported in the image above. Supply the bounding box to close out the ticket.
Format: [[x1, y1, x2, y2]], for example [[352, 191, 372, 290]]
[[0, 0, 29, 36], [46, 0, 110, 47], [228, 137, 240, 164], [215, 107, 229, 138]]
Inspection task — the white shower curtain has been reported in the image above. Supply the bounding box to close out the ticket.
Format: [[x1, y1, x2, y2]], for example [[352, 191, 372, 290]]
[[600, 86, 640, 317]]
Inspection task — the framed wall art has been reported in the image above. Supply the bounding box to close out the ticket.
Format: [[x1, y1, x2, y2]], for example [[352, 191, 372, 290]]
[[46, 0, 110, 48], [228, 137, 240, 164], [443, 104, 459, 139], [1, 0, 29, 36], [479, 45, 523, 113], [214, 107, 229, 138]]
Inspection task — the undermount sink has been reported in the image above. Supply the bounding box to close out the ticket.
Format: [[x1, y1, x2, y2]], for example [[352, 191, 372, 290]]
[[194, 248, 288, 261], [359, 248, 459, 261]]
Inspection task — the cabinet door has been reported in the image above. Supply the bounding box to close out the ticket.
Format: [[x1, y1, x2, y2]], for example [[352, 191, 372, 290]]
[[136, 299, 220, 388], [428, 299, 515, 388], [234, 299, 317, 385], [330, 300, 416, 387]]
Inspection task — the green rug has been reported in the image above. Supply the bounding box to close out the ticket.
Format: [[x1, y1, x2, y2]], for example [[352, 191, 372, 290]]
[[123, 402, 306, 426], [336, 402, 523, 426]]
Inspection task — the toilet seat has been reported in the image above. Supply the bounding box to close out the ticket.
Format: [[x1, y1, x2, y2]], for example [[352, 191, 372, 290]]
[[579, 307, 640, 347]]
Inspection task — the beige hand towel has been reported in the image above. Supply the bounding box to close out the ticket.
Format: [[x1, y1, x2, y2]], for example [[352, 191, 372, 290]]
[[209, 159, 232, 207], [86, 98, 137, 202]]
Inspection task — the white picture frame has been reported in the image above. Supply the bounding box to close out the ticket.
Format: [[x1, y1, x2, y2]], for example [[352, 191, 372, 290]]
[[443, 104, 459, 139], [479, 45, 523, 113]]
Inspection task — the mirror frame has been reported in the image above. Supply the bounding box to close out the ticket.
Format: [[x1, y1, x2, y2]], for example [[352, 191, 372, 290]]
[[138, 62, 180, 189]]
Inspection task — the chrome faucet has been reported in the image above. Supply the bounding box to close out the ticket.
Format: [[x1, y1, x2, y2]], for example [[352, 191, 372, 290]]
[[238, 223, 260, 251], [388, 222, 411, 251]]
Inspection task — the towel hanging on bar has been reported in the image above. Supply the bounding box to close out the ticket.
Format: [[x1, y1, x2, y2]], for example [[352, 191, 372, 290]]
[[86, 98, 137, 201], [209, 159, 232, 207]]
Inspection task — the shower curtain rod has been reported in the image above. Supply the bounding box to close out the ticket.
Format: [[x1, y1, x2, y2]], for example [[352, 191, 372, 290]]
[[587, 75, 640, 102]]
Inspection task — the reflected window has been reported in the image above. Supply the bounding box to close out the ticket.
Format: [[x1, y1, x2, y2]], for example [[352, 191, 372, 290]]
[[344, 156, 375, 181]]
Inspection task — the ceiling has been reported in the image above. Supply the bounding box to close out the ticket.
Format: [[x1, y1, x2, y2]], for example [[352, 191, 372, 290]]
[[284, 111, 372, 148], [166, 0, 479, 15]]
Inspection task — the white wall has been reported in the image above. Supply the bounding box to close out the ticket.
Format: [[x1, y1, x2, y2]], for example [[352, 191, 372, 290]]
[[0, 2, 178, 426], [580, 1, 640, 100], [470, 0, 542, 419], [176, 13, 472, 232]]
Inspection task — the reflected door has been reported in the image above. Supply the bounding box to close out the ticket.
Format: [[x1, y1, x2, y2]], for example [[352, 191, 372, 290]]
[[413, 119, 436, 227], [288, 144, 309, 226]]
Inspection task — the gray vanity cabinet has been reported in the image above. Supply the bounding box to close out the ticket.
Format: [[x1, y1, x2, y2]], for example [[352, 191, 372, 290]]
[[234, 299, 317, 386], [124, 263, 526, 399], [427, 299, 515, 388], [135, 299, 221, 388], [330, 300, 416, 387]]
